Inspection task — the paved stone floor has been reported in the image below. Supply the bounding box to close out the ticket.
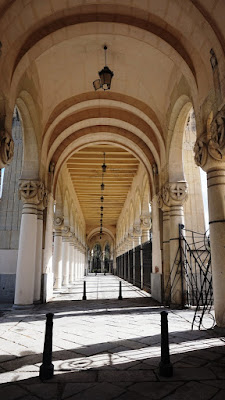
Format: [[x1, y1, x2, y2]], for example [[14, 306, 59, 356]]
[[0, 274, 225, 399]]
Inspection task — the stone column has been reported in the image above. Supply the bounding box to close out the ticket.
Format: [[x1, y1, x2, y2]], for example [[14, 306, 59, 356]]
[[133, 224, 141, 247], [152, 195, 162, 273], [77, 243, 81, 279], [141, 215, 151, 244], [52, 216, 64, 289], [161, 205, 171, 301], [81, 248, 84, 277], [74, 242, 77, 279], [194, 108, 225, 327], [159, 181, 188, 306], [127, 235, 132, 282], [14, 180, 43, 306], [74, 238, 78, 281], [140, 215, 151, 289], [69, 235, 75, 284], [62, 226, 70, 286], [43, 191, 55, 303], [133, 224, 141, 286], [34, 205, 44, 303]]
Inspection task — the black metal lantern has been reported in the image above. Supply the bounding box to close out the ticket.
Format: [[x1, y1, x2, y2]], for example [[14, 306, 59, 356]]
[[100, 206, 104, 211], [101, 182, 105, 191], [93, 46, 114, 91], [102, 152, 107, 172], [100, 196, 104, 202], [99, 65, 114, 90]]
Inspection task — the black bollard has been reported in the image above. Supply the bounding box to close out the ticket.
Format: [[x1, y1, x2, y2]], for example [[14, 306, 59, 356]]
[[82, 280, 87, 300], [118, 281, 123, 300], [159, 311, 173, 377], [39, 313, 54, 380]]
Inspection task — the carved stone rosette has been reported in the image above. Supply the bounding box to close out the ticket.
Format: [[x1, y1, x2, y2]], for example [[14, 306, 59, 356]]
[[53, 216, 64, 235], [18, 180, 46, 205], [194, 106, 225, 169], [0, 129, 14, 168], [158, 181, 188, 208], [54, 216, 64, 227]]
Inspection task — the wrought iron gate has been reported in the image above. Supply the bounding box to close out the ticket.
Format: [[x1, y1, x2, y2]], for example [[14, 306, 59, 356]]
[[164, 224, 214, 329]]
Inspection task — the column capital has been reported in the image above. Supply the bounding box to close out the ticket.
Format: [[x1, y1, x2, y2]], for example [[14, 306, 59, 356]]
[[62, 225, 72, 241], [54, 216, 64, 228], [133, 223, 142, 237], [158, 181, 188, 208], [53, 216, 64, 236], [0, 128, 14, 168], [140, 214, 151, 230], [194, 106, 225, 171], [18, 180, 46, 205]]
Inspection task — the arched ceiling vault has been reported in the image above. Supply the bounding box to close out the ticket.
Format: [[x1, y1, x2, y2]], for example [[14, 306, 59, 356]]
[[1, 0, 225, 241]]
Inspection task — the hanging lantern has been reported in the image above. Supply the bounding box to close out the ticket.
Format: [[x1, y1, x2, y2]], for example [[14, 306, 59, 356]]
[[93, 46, 114, 91], [102, 152, 107, 172]]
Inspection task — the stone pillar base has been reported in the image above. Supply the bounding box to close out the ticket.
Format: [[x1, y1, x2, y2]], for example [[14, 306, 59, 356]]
[[42, 273, 54, 303]]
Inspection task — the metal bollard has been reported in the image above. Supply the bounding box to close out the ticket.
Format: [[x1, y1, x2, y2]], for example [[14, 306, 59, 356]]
[[82, 281, 87, 300], [118, 281, 123, 300], [159, 311, 173, 377], [39, 313, 54, 380]]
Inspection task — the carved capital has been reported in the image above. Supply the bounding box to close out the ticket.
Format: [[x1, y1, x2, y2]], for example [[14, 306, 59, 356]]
[[194, 107, 225, 170], [63, 225, 70, 234], [133, 223, 142, 237], [140, 215, 151, 230], [194, 134, 208, 167], [0, 129, 14, 168], [158, 181, 188, 208], [18, 180, 45, 205], [54, 216, 64, 232]]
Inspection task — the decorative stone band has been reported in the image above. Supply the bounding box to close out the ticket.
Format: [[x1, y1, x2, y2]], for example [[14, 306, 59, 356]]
[[18, 180, 47, 206], [21, 203, 38, 215], [158, 181, 188, 208], [54, 230, 63, 238], [0, 129, 14, 168], [37, 209, 44, 221], [163, 210, 170, 222], [194, 106, 225, 169]]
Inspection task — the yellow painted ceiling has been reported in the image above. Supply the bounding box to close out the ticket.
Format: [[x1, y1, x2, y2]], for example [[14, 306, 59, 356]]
[[67, 144, 140, 229]]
